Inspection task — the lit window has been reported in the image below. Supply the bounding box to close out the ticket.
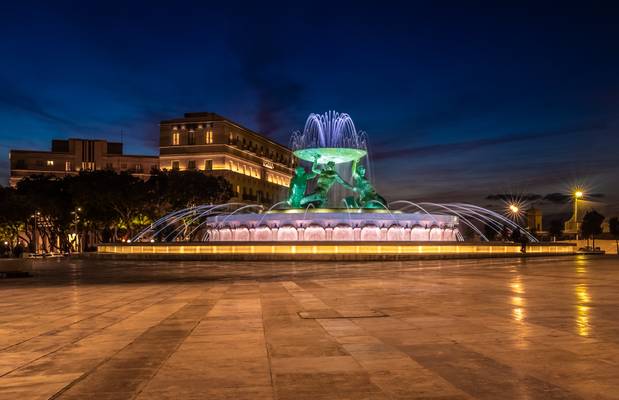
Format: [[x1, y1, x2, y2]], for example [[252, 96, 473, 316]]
[[205, 130, 213, 144], [188, 131, 195, 145], [172, 161, 180, 170], [46, 160, 54, 166], [135, 164, 143, 172], [204, 160, 213, 170], [188, 160, 196, 170], [172, 132, 180, 145], [65, 161, 72, 171]]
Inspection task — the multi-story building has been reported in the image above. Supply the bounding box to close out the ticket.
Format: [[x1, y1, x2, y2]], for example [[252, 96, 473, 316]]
[[9, 138, 159, 187], [159, 112, 294, 204]]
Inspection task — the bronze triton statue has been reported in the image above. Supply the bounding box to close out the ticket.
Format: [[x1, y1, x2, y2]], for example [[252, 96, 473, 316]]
[[346, 160, 387, 209], [300, 156, 352, 208], [287, 166, 317, 208]]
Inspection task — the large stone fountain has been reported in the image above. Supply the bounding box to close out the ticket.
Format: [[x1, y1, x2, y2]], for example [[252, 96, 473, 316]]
[[98, 111, 578, 259], [203, 111, 459, 242]]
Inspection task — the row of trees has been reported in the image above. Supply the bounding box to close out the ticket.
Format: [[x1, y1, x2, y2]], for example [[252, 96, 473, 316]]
[[476, 210, 618, 250], [0, 170, 233, 253], [548, 211, 619, 251]]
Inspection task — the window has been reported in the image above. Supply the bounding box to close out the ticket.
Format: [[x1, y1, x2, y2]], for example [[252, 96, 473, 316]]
[[105, 163, 113, 170], [187, 160, 196, 170], [36, 160, 43, 167], [135, 164, 143, 172], [81, 162, 95, 171], [46, 160, 54, 166], [172, 161, 180, 170], [204, 160, 213, 170], [188, 131, 195, 145], [65, 161, 73, 171], [205, 129, 213, 144], [120, 163, 127, 169], [172, 132, 180, 145]]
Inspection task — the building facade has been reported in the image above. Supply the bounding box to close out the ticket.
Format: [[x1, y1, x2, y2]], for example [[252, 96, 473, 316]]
[[159, 112, 294, 204], [9, 138, 159, 187], [525, 207, 543, 233]]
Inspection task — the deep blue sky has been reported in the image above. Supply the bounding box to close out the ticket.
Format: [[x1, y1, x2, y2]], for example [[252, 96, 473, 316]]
[[1, 1, 618, 216]]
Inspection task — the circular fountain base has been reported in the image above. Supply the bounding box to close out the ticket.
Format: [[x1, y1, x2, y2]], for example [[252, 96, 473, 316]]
[[205, 209, 459, 242]]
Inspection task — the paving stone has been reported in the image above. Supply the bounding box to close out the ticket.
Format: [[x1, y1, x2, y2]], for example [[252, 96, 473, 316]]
[[0, 256, 618, 399]]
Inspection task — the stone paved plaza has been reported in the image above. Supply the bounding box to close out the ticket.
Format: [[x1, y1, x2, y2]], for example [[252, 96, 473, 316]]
[[1, 255, 619, 399]]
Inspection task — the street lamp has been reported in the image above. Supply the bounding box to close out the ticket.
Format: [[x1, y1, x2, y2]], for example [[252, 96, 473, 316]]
[[506, 203, 522, 222], [574, 190, 584, 240]]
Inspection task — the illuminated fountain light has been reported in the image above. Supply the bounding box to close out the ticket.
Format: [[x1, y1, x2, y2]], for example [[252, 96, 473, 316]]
[[130, 201, 540, 244], [201, 208, 458, 242], [291, 111, 367, 164]]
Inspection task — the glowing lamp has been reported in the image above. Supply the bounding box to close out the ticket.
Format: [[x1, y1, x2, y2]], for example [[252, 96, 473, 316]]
[[509, 204, 519, 214], [575, 191, 583, 198]]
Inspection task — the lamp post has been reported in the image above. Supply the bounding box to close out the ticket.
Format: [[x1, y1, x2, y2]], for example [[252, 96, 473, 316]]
[[574, 190, 583, 240], [74, 207, 82, 253], [31, 211, 40, 254]]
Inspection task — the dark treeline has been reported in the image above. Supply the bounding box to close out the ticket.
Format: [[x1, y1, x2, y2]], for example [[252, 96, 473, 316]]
[[0, 170, 233, 253]]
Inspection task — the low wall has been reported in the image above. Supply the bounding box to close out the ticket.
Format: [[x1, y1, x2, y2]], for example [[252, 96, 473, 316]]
[[96, 241, 575, 261], [566, 239, 618, 254]]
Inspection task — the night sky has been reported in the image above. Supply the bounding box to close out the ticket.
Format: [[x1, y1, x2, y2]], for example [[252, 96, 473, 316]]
[[1, 2, 618, 218]]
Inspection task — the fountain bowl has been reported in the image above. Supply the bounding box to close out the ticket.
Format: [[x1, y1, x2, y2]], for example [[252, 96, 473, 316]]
[[293, 147, 367, 164]]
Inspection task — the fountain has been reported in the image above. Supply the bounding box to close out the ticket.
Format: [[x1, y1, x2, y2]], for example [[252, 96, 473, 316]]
[[99, 111, 575, 259]]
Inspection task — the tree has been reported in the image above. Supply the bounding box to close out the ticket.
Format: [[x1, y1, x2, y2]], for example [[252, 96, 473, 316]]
[[581, 210, 605, 249], [1, 169, 235, 252], [16, 175, 75, 253], [609, 217, 619, 254], [147, 170, 234, 212], [0, 186, 33, 248], [548, 219, 563, 241]]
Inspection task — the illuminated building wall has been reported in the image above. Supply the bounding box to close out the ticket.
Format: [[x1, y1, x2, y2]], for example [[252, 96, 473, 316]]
[[160, 112, 294, 204], [9, 139, 159, 187]]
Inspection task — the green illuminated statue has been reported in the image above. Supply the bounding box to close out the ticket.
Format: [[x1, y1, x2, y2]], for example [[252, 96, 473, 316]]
[[287, 166, 317, 208], [346, 160, 387, 209], [300, 156, 353, 208]]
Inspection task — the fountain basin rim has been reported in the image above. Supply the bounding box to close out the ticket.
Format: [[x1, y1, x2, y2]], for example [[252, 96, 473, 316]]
[[265, 208, 401, 214], [293, 147, 367, 164]]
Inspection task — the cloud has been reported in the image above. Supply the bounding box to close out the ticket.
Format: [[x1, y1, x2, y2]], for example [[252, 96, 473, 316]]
[[371, 123, 606, 161], [228, 21, 305, 136], [486, 193, 543, 201], [0, 78, 84, 130], [543, 192, 606, 204]]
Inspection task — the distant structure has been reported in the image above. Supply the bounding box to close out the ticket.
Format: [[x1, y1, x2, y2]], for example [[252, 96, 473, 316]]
[[525, 207, 543, 233], [159, 112, 294, 204], [564, 198, 609, 236], [9, 139, 158, 187]]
